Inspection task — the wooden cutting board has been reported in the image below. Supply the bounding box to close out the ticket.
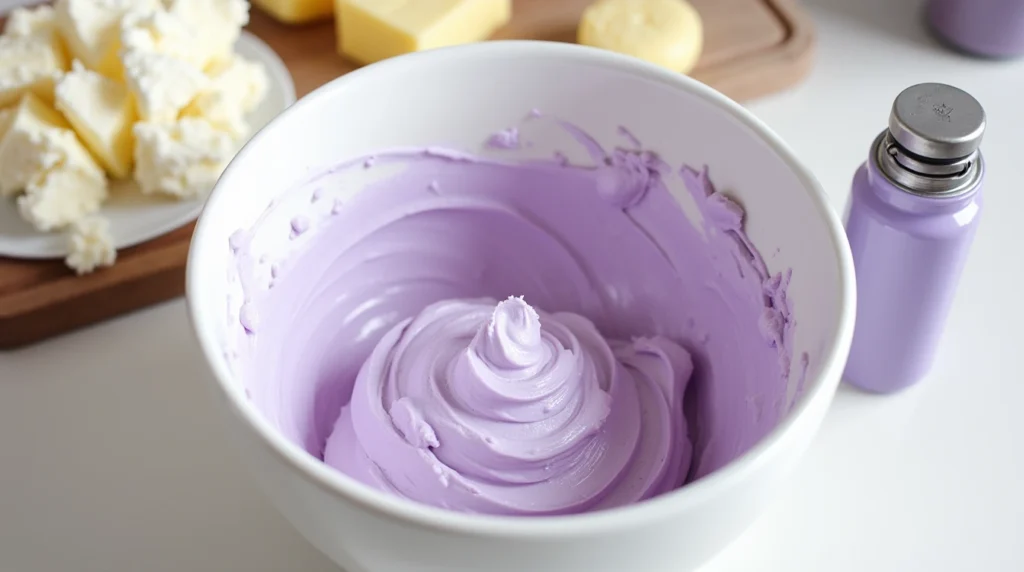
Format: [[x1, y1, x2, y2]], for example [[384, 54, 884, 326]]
[[0, 0, 814, 349]]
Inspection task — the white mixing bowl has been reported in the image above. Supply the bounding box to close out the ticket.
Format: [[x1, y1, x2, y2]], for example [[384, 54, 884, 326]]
[[186, 41, 856, 572]]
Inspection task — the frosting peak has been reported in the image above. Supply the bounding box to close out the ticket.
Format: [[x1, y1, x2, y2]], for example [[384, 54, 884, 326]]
[[476, 296, 545, 371], [323, 297, 695, 515]]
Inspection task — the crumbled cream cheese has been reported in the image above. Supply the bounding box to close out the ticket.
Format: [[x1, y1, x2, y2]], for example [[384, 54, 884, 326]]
[[2, 0, 269, 273], [65, 214, 117, 274], [17, 161, 108, 232], [0, 107, 13, 138], [55, 60, 136, 178], [54, 0, 161, 77], [0, 94, 108, 229], [122, 49, 207, 124], [184, 55, 267, 137], [119, 7, 203, 67], [0, 94, 82, 196], [133, 117, 236, 199], [0, 126, 67, 198], [4, 5, 60, 38], [165, 0, 250, 70], [0, 32, 68, 107]]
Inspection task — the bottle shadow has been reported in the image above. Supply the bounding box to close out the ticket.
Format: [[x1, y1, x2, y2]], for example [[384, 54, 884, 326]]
[[805, 0, 945, 54]]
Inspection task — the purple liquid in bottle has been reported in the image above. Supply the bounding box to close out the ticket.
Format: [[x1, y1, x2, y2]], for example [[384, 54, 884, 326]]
[[928, 0, 1024, 59], [844, 83, 985, 394]]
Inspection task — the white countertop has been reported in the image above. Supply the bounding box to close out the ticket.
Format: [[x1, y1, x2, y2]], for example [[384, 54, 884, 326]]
[[3, 0, 1022, 570]]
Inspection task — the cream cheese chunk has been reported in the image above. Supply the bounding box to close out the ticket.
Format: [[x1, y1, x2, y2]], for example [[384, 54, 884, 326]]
[[54, 0, 161, 77], [165, 0, 250, 70], [55, 60, 136, 178], [133, 117, 236, 199], [2, 0, 271, 275], [183, 55, 267, 138], [122, 49, 207, 124], [119, 7, 203, 67], [5, 5, 61, 38], [0, 94, 107, 230], [0, 30, 68, 107], [65, 214, 117, 274]]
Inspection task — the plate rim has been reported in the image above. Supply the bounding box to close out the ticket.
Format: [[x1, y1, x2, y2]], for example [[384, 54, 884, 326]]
[[0, 30, 297, 261]]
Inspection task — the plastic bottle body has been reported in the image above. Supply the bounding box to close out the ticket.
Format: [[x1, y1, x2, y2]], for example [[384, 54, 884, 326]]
[[842, 149, 983, 393], [928, 0, 1024, 58]]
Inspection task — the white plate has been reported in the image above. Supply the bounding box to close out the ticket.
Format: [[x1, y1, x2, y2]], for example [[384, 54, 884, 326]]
[[0, 31, 297, 260]]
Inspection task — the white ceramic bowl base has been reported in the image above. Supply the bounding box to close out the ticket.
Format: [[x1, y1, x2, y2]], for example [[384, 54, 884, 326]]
[[187, 41, 856, 572], [0, 32, 296, 260]]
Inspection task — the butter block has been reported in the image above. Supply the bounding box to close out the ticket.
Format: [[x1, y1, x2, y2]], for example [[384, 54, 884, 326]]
[[183, 55, 268, 138], [133, 118, 236, 199], [65, 215, 116, 274], [0, 31, 68, 107], [122, 49, 207, 124], [55, 61, 136, 178], [54, 0, 162, 78], [165, 0, 250, 71], [337, 0, 512, 65], [578, 0, 703, 73], [254, 0, 333, 24]]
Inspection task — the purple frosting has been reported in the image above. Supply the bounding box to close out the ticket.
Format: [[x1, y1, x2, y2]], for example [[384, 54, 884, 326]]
[[323, 296, 693, 515], [485, 127, 523, 150], [231, 116, 801, 516]]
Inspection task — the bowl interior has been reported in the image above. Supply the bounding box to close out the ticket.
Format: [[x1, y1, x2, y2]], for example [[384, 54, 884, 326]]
[[188, 41, 848, 508]]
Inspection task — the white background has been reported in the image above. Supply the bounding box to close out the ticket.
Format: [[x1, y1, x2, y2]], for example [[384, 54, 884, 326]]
[[2, 0, 1022, 570]]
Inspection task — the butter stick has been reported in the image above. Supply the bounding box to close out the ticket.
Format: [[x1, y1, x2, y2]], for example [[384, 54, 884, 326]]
[[336, 0, 512, 65]]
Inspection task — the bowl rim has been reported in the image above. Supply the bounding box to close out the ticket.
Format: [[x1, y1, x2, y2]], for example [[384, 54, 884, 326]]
[[186, 39, 856, 539]]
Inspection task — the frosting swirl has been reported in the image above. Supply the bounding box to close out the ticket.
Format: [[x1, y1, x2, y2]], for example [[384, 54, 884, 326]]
[[324, 296, 694, 515]]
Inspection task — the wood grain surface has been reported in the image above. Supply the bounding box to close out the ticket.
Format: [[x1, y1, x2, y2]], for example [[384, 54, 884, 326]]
[[0, 0, 814, 348]]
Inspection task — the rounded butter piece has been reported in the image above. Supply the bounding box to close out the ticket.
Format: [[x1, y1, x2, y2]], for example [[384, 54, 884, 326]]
[[578, 0, 704, 74]]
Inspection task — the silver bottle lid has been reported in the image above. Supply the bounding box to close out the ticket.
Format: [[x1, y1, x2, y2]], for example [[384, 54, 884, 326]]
[[888, 83, 985, 161], [877, 83, 985, 197]]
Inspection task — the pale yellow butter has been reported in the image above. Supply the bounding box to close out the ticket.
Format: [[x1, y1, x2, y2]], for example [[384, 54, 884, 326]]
[[254, 0, 333, 24], [55, 61, 136, 178], [336, 0, 512, 65], [578, 0, 704, 74]]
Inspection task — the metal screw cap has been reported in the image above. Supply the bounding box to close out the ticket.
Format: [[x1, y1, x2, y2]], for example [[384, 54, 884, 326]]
[[888, 83, 986, 161]]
